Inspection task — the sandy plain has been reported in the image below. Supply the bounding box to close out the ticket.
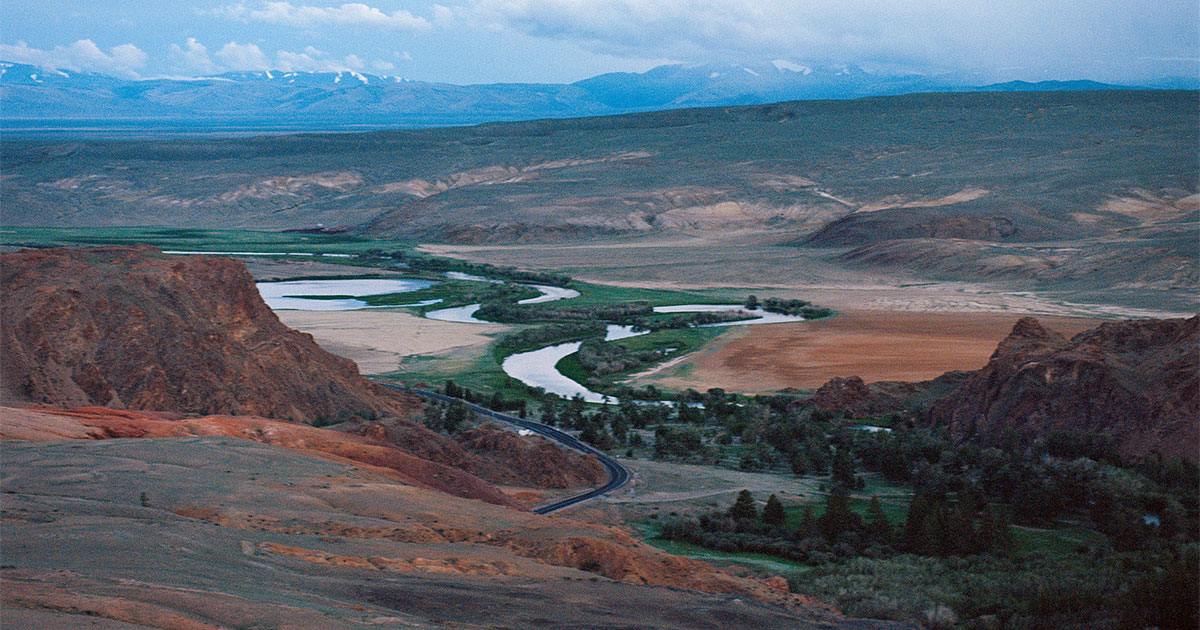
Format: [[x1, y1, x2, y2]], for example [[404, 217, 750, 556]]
[[275, 309, 507, 375]]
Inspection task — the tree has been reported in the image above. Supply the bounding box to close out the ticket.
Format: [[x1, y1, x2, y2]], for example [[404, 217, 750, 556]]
[[832, 448, 857, 489], [762, 494, 786, 526], [817, 486, 861, 540], [745, 294, 758, 310], [865, 496, 892, 541], [798, 505, 816, 535], [540, 399, 558, 426], [443, 400, 469, 433], [611, 415, 629, 444], [728, 490, 758, 520], [422, 402, 443, 429], [978, 505, 1013, 555], [791, 452, 811, 476]]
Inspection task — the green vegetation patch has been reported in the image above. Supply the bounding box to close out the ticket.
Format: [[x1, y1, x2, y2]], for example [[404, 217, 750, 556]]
[[358, 280, 540, 310], [0, 226, 411, 255], [565, 282, 737, 308]]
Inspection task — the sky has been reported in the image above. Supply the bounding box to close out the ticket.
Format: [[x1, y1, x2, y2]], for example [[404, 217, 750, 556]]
[[1, 1, 1196, 85]]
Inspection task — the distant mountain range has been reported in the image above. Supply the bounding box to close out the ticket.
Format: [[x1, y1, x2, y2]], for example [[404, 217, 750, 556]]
[[2, 60, 1196, 133]]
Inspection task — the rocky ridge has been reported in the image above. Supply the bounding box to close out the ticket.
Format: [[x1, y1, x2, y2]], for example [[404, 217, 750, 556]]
[[930, 315, 1199, 461], [0, 245, 397, 423], [807, 316, 1199, 462]]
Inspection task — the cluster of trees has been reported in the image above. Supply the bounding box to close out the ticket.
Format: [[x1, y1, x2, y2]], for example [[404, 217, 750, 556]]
[[441, 380, 526, 415], [662, 443, 1014, 567], [622, 309, 756, 331], [476, 301, 652, 324], [743, 295, 834, 319], [576, 338, 666, 375], [901, 491, 1014, 556], [496, 322, 607, 350], [422, 398, 474, 434], [852, 426, 1198, 551], [660, 487, 900, 565], [653, 425, 710, 460], [365, 250, 573, 287]]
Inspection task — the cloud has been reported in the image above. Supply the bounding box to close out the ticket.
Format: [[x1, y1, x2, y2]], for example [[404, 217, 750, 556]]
[[169, 38, 221, 75], [457, 0, 1200, 79], [0, 39, 148, 77], [215, 42, 272, 71], [215, 2, 431, 31], [198, 40, 374, 74]]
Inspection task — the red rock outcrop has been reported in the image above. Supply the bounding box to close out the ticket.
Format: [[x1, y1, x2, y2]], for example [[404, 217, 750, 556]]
[[456, 423, 607, 488], [930, 316, 1199, 462], [804, 372, 970, 420], [350, 420, 607, 490], [1, 245, 403, 424], [2, 405, 521, 507]]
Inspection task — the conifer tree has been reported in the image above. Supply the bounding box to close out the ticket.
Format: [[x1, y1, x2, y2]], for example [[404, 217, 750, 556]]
[[729, 489, 758, 520], [866, 496, 892, 541], [831, 448, 857, 489], [762, 494, 786, 526], [818, 485, 862, 540]]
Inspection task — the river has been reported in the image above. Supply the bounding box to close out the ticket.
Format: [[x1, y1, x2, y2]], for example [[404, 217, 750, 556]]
[[424, 274, 580, 322], [498, 324, 651, 403], [254, 276, 802, 404]]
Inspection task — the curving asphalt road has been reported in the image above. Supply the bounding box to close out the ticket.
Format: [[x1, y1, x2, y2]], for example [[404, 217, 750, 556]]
[[382, 385, 630, 514]]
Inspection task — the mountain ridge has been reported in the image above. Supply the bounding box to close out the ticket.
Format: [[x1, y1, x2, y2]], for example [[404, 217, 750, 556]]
[[3, 59, 1193, 132]]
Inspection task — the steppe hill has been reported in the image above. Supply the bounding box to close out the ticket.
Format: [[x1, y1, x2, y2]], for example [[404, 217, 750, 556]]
[[3, 89, 1197, 312]]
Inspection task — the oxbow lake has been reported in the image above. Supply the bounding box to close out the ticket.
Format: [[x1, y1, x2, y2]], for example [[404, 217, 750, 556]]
[[256, 278, 436, 311]]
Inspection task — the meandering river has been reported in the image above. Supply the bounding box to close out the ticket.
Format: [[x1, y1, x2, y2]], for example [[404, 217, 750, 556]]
[[255, 276, 805, 404], [424, 274, 581, 322]]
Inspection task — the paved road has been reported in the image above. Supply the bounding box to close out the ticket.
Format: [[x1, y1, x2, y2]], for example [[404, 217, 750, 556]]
[[382, 385, 630, 514]]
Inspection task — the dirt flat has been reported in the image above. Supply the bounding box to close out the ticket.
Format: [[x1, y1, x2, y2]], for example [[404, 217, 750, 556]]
[[275, 310, 507, 375], [635, 310, 1105, 392]]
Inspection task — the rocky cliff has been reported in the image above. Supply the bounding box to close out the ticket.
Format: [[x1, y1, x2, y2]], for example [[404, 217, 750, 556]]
[[0, 246, 401, 424], [929, 316, 1199, 462], [804, 372, 970, 420]]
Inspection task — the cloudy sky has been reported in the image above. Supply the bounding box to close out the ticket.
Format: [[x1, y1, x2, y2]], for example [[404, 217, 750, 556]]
[[1, 0, 1196, 84]]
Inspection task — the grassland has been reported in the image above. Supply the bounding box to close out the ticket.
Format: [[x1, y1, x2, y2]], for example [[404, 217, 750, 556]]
[[0, 226, 412, 255]]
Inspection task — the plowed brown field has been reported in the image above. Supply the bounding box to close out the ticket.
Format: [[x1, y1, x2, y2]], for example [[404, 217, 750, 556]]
[[633, 310, 1104, 392]]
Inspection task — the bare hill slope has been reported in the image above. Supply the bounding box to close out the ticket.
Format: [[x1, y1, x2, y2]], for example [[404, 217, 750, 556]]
[[3, 90, 1194, 245]]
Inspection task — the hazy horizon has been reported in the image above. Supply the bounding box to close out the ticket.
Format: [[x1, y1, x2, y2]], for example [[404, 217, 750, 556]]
[[2, 1, 1196, 86]]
